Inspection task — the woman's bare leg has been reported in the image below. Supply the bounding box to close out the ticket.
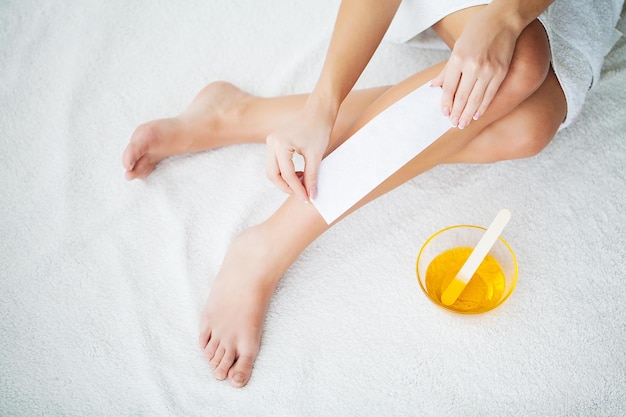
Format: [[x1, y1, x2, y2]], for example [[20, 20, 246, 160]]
[[121, 84, 389, 180], [195, 13, 567, 388], [445, 68, 565, 163], [121, 4, 566, 387]]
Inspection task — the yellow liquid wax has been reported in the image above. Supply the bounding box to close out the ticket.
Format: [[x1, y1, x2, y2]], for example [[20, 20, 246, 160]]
[[425, 247, 506, 313]]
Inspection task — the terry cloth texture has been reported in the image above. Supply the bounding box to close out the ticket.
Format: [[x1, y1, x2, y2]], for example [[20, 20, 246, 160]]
[[1, 1, 626, 416], [385, 0, 624, 128]]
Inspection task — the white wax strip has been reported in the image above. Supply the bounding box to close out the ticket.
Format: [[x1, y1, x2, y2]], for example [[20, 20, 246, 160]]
[[311, 82, 451, 224]]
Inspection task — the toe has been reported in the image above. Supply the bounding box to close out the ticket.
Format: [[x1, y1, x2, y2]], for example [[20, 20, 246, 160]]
[[198, 325, 211, 350], [122, 126, 152, 171], [214, 348, 236, 381], [209, 345, 225, 370], [203, 336, 220, 363], [128, 155, 154, 179], [227, 352, 256, 388], [122, 141, 141, 172]]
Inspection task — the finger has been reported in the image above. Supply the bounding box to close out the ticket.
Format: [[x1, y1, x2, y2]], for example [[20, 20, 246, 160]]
[[276, 150, 308, 201], [474, 72, 506, 120], [440, 59, 462, 117], [430, 66, 445, 87], [303, 152, 322, 200], [458, 77, 488, 129], [449, 71, 477, 128], [266, 150, 294, 195]]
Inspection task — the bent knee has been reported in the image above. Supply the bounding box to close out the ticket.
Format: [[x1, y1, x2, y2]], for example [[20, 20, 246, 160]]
[[511, 128, 554, 159], [469, 105, 560, 162], [502, 20, 551, 101], [504, 113, 559, 159]]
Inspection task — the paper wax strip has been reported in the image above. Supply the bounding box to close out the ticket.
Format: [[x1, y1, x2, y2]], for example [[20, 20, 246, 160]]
[[311, 81, 451, 224]]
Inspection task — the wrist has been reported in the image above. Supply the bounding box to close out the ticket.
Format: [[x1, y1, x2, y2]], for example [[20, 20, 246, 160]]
[[305, 87, 341, 122], [489, 0, 551, 35], [487, 1, 527, 36]]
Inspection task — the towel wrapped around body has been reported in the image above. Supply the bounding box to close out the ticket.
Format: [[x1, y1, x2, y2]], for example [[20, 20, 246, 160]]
[[385, 0, 624, 129]]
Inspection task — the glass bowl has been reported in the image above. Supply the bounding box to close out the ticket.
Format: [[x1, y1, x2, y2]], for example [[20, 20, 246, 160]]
[[416, 225, 518, 314]]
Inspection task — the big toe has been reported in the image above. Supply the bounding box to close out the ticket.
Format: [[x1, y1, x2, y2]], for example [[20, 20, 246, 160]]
[[122, 122, 161, 174], [125, 155, 154, 180], [122, 127, 149, 169], [228, 353, 256, 388]]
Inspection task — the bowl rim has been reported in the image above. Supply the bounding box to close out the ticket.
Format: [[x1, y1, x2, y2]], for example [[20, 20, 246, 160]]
[[416, 224, 519, 315]]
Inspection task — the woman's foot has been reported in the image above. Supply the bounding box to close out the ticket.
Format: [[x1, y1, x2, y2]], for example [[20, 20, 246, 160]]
[[122, 82, 253, 180], [198, 224, 293, 388]]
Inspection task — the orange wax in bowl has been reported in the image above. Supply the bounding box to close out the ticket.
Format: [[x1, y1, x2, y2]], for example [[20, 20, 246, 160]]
[[416, 225, 518, 314]]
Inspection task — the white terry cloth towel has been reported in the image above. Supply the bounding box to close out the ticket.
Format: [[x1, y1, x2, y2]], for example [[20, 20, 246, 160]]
[[385, 0, 624, 129], [1, 0, 626, 416]]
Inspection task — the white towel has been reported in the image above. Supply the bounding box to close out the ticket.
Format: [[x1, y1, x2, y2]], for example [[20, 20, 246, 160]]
[[539, 0, 624, 128], [1, 1, 625, 416]]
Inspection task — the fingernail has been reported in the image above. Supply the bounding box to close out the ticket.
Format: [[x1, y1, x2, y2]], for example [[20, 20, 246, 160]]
[[442, 106, 450, 117], [473, 112, 480, 121], [458, 119, 467, 129], [232, 374, 244, 387], [451, 117, 459, 127], [309, 187, 317, 201]]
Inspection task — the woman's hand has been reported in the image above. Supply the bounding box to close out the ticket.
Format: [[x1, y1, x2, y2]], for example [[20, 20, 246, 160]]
[[265, 99, 335, 202], [431, 8, 522, 129], [264, 0, 401, 200]]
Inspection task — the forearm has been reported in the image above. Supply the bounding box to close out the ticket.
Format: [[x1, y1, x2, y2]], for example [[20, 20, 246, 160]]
[[308, 0, 401, 116], [486, 0, 554, 34]]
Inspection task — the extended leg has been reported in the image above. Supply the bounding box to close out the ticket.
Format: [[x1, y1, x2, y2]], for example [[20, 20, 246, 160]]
[[198, 14, 565, 388], [122, 84, 390, 179]]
